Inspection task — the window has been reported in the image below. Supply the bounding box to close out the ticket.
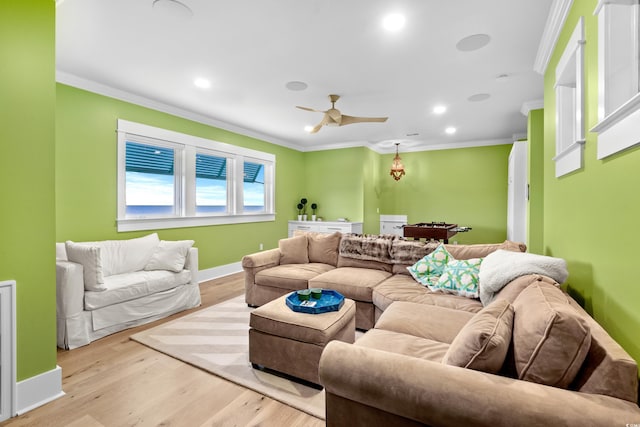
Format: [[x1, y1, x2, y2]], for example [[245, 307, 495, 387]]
[[117, 119, 275, 232], [553, 17, 585, 177], [591, 0, 640, 158]]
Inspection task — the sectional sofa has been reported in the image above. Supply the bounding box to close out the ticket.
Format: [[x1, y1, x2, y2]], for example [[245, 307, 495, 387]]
[[242, 232, 640, 425]]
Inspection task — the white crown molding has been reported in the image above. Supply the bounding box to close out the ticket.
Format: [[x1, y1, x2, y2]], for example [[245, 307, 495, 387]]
[[534, 0, 574, 75], [55, 70, 302, 152], [521, 99, 545, 116], [512, 132, 528, 141]]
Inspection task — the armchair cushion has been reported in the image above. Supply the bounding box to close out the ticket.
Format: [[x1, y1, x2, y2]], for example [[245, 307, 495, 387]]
[[443, 299, 513, 373]]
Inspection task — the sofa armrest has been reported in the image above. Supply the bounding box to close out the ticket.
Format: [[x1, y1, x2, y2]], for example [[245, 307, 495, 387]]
[[185, 247, 199, 285], [56, 260, 85, 319], [242, 248, 281, 269], [319, 341, 640, 427]]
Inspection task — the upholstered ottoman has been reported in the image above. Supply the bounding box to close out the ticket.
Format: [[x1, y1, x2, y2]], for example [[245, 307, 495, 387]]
[[249, 293, 356, 386]]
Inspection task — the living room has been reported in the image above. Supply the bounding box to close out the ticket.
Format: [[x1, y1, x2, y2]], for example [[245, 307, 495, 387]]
[[1, 0, 640, 425]]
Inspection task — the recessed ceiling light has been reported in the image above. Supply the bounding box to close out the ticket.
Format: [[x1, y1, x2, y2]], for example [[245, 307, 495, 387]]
[[468, 93, 491, 102], [433, 105, 447, 114], [304, 125, 314, 133], [152, 0, 193, 19], [382, 13, 406, 32], [194, 78, 211, 89], [456, 34, 491, 52], [445, 127, 457, 135], [285, 81, 308, 91]]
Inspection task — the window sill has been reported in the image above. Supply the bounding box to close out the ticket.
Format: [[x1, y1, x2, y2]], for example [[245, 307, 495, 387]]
[[591, 92, 640, 159], [552, 140, 585, 177], [117, 213, 276, 232]]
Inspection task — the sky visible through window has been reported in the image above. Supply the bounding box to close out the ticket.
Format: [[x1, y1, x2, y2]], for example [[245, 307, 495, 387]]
[[126, 170, 265, 210]]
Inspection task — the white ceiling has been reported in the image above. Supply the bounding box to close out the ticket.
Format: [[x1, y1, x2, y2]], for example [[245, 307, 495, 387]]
[[55, 0, 553, 153]]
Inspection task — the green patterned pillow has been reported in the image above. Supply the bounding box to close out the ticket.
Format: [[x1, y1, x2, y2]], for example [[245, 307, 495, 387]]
[[407, 244, 451, 286], [429, 258, 483, 298]]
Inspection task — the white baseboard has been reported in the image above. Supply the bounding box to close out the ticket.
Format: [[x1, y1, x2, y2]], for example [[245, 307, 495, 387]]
[[16, 365, 64, 415], [198, 262, 242, 283]]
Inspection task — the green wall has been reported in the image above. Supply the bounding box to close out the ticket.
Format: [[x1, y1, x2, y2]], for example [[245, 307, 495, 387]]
[[527, 109, 544, 254], [56, 84, 305, 263], [0, 1, 57, 380], [303, 147, 366, 223], [378, 145, 512, 244], [543, 0, 640, 364]]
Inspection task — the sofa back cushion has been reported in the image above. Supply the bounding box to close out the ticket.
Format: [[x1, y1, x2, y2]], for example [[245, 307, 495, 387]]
[[278, 235, 309, 264], [444, 240, 526, 260], [293, 231, 341, 266], [96, 233, 160, 276], [512, 282, 591, 389], [443, 299, 514, 373]]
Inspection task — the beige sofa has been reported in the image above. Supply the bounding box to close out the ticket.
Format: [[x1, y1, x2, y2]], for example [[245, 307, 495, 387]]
[[243, 232, 640, 425], [56, 233, 201, 349]]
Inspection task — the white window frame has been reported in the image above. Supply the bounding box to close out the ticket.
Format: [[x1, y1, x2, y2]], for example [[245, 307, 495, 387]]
[[591, 0, 640, 159], [553, 17, 586, 178], [117, 119, 275, 232]]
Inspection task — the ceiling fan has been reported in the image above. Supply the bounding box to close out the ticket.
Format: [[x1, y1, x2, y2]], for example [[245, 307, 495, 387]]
[[296, 94, 388, 134]]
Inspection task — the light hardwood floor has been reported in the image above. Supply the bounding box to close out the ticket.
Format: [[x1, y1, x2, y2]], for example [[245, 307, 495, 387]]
[[3, 273, 323, 427]]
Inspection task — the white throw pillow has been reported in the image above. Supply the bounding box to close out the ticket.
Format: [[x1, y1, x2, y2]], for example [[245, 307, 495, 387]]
[[145, 240, 195, 273], [81, 233, 160, 276], [65, 241, 107, 291]]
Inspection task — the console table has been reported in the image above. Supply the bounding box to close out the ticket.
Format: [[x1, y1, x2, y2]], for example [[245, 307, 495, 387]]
[[288, 220, 363, 237]]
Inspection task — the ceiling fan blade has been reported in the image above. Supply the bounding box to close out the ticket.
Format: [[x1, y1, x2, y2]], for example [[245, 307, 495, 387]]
[[309, 115, 329, 134], [296, 106, 324, 113], [339, 115, 388, 126]]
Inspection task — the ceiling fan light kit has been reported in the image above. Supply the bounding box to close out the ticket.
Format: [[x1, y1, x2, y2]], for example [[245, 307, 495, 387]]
[[390, 143, 406, 181], [297, 94, 388, 134]]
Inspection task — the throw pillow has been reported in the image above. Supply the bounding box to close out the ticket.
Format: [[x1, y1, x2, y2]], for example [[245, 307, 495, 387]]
[[443, 299, 514, 373], [279, 235, 309, 264], [144, 240, 195, 273], [65, 241, 106, 291], [307, 231, 341, 266], [512, 282, 591, 388], [407, 244, 451, 285], [429, 258, 482, 298]]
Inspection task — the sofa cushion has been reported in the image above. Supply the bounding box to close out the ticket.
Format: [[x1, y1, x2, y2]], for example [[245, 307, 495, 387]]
[[355, 329, 449, 362], [145, 240, 194, 272], [307, 232, 341, 266], [375, 301, 474, 344], [429, 258, 482, 298], [373, 274, 484, 314], [84, 269, 192, 310], [279, 235, 309, 264], [65, 241, 106, 291], [512, 282, 591, 388], [407, 244, 451, 284], [442, 299, 514, 373], [309, 267, 391, 302], [81, 233, 160, 277], [255, 263, 334, 291], [444, 240, 525, 260]]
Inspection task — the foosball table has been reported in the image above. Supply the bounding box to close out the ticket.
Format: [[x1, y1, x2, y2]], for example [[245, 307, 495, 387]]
[[402, 222, 471, 243]]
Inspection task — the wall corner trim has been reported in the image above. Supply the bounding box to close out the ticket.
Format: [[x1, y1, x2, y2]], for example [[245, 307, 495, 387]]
[[521, 100, 545, 116], [16, 366, 64, 416], [534, 0, 574, 74]]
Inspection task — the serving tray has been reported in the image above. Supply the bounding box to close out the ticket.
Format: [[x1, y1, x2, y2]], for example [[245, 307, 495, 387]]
[[285, 289, 345, 314]]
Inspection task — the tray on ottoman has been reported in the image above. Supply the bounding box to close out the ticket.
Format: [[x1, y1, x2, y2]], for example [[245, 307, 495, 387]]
[[286, 289, 345, 314]]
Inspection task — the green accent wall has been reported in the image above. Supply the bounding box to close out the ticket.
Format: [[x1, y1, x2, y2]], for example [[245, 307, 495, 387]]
[[0, 1, 57, 380], [527, 109, 544, 254], [543, 0, 640, 365], [378, 145, 512, 244], [56, 84, 305, 264]]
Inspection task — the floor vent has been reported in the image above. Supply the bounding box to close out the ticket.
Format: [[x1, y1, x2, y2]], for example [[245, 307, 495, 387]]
[[0, 280, 16, 422]]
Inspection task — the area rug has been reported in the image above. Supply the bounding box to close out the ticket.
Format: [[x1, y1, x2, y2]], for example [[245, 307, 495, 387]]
[[130, 295, 325, 419]]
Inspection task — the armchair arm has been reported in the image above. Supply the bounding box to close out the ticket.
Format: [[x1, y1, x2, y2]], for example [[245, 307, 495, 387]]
[[319, 341, 640, 427], [56, 260, 85, 319]]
